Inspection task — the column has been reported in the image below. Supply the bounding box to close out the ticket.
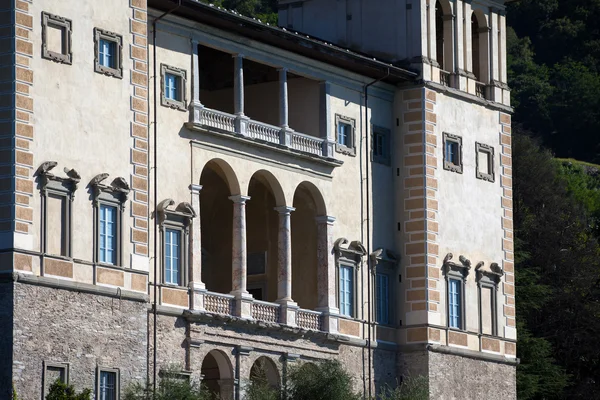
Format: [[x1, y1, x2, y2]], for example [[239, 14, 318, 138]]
[[189, 184, 206, 311], [233, 54, 249, 135], [229, 195, 253, 318], [463, 1, 473, 76], [316, 215, 338, 333], [489, 9, 499, 83], [275, 206, 295, 302], [278, 68, 293, 146], [190, 39, 204, 124], [319, 81, 334, 157]]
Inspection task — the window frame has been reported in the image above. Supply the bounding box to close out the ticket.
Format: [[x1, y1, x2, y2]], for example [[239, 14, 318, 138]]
[[94, 28, 123, 79], [442, 254, 470, 331], [41, 12, 73, 64], [43, 361, 69, 397], [338, 262, 356, 318], [98, 203, 119, 265], [475, 142, 495, 182], [97, 367, 120, 400], [371, 125, 391, 165], [334, 238, 366, 319], [335, 114, 356, 156], [90, 175, 129, 267], [160, 64, 187, 111], [448, 277, 463, 329], [157, 199, 195, 288], [443, 132, 463, 174], [476, 262, 503, 337], [36, 162, 78, 258]]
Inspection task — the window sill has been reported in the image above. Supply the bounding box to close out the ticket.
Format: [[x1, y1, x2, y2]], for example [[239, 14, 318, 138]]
[[335, 143, 356, 156]]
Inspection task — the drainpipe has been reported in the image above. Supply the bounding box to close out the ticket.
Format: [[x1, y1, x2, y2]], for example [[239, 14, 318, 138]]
[[363, 69, 389, 400], [151, 1, 181, 395]]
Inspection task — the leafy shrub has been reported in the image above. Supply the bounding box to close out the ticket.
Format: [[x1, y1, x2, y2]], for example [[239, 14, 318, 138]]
[[377, 376, 428, 400], [45, 380, 92, 400], [286, 360, 360, 400], [124, 368, 211, 400], [244, 358, 280, 400]]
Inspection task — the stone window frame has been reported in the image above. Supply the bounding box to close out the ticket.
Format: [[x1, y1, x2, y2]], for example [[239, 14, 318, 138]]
[[476, 262, 504, 337], [442, 253, 471, 331], [90, 174, 130, 267], [93, 28, 123, 79], [443, 132, 463, 174], [43, 361, 69, 397], [41, 12, 73, 64], [160, 64, 188, 111], [156, 199, 195, 288], [96, 366, 120, 400], [335, 114, 356, 156], [334, 238, 366, 319], [371, 249, 398, 327], [36, 162, 80, 258], [475, 142, 495, 182], [371, 125, 391, 166]]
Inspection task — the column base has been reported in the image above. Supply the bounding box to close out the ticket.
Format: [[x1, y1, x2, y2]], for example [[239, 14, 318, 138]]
[[235, 114, 250, 137], [190, 101, 204, 124], [279, 127, 294, 147], [231, 290, 253, 319], [316, 306, 340, 334], [277, 299, 299, 327], [190, 284, 207, 312]]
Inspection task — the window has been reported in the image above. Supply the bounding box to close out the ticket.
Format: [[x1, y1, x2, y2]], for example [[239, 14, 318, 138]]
[[161, 64, 187, 111], [97, 368, 119, 400], [335, 115, 356, 156], [99, 204, 117, 265], [448, 278, 462, 329], [371, 126, 391, 165], [43, 361, 69, 397], [339, 264, 354, 317], [376, 273, 389, 325], [157, 199, 195, 287], [42, 12, 72, 64], [443, 133, 463, 173], [36, 161, 77, 257], [164, 229, 181, 285], [90, 174, 129, 267], [477, 262, 503, 336], [94, 28, 123, 78], [476, 142, 495, 182]]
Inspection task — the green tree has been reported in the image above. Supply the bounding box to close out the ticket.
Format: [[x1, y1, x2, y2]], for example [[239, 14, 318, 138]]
[[45, 380, 92, 400], [286, 360, 360, 400], [377, 376, 428, 400], [124, 368, 211, 400]]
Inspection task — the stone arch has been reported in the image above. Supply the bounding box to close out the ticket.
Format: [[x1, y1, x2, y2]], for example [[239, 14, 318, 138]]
[[250, 356, 280, 389], [200, 349, 234, 399], [200, 158, 241, 196], [247, 170, 286, 207], [291, 181, 325, 309]]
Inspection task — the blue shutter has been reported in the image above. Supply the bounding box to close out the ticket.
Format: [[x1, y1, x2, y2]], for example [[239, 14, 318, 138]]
[[449, 279, 462, 329], [165, 229, 181, 285], [376, 274, 389, 324], [99, 205, 117, 265]]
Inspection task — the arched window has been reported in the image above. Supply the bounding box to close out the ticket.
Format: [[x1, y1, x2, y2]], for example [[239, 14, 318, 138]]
[[471, 13, 480, 81], [435, 2, 445, 69], [471, 10, 490, 85], [435, 0, 453, 85]]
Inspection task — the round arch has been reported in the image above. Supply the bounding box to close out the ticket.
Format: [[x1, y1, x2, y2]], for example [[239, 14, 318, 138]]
[[200, 158, 241, 196], [250, 356, 280, 388], [435, 0, 452, 16], [201, 349, 234, 399], [471, 8, 488, 28], [247, 170, 287, 207], [293, 181, 327, 216]]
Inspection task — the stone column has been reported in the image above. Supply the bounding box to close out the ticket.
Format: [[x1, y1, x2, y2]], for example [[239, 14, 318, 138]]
[[464, 1, 473, 74], [489, 9, 499, 83], [278, 68, 293, 146], [229, 195, 253, 318], [275, 206, 298, 326], [233, 54, 249, 135], [190, 39, 204, 124], [316, 216, 338, 333], [319, 81, 334, 157], [189, 184, 206, 311]]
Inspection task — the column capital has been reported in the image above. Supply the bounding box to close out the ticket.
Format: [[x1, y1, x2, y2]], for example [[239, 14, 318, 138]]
[[315, 215, 336, 225], [274, 206, 295, 215], [189, 184, 203, 194], [229, 195, 251, 204], [232, 53, 245, 59]]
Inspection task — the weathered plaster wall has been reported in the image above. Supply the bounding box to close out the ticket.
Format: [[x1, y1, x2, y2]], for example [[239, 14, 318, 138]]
[[12, 282, 147, 399]]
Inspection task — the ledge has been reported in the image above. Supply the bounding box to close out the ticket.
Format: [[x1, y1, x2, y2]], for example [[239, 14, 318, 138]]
[[421, 81, 514, 114], [399, 343, 519, 366], [7, 272, 149, 303]]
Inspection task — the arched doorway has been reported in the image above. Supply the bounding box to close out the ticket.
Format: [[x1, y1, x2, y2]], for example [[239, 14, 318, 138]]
[[200, 350, 234, 400], [246, 171, 285, 302], [200, 159, 239, 294], [291, 182, 326, 310], [250, 356, 280, 390]]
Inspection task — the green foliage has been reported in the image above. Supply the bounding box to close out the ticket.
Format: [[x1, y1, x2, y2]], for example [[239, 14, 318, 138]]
[[12, 383, 18, 400], [377, 376, 428, 400], [198, 0, 278, 24], [244, 359, 280, 400], [286, 360, 361, 400], [45, 380, 92, 400], [124, 368, 211, 400]]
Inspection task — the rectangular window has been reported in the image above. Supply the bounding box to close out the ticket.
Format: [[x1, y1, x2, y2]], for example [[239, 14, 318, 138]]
[[376, 273, 389, 324], [337, 122, 351, 147], [476, 142, 495, 182], [371, 126, 391, 165], [99, 39, 116, 69], [99, 204, 117, 265], [445, 140, 458, 165], [165, 73, 179, 100], [43, 362, 69, 397], [46, 193, 68, 256], [335, 115, 356, 155], [41, 12, 72, 64], [443, 133, 463, 173], [164, 228, 181, 285], [448, 278, 462, 329], [481, 286, 494, 335], [98, 369, 118, 400], [339, 265, 354, 317]]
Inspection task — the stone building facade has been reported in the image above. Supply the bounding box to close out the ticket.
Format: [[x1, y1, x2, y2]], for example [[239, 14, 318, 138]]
[[0, 0, 516, 398]]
